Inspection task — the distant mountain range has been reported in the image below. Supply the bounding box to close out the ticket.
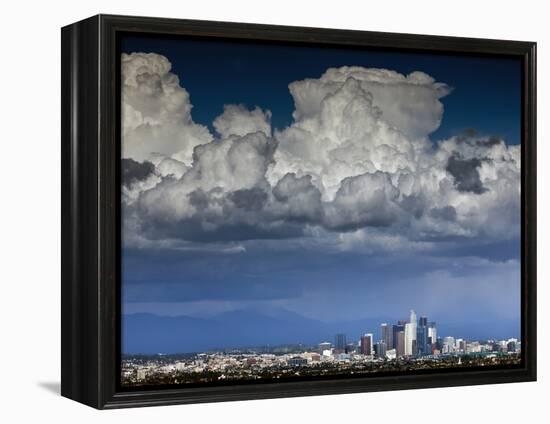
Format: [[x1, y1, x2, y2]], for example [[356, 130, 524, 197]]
[[122, 307, 520, 354]]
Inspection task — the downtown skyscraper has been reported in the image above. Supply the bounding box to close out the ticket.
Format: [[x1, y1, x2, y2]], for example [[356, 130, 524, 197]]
[[335, 309, 438, 359], [335, 333, 347, 353], [404, 310, 417, 356], [380, 323, 392, 351], [392, 323, 405, 351], [360, 333, 373, 355]]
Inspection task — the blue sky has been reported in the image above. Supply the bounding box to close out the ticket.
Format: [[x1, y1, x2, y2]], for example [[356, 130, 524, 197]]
[[120, 35, 522, 354]]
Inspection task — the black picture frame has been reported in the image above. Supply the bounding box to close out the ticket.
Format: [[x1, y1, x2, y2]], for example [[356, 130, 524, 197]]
[[61, 14, 537, 409]]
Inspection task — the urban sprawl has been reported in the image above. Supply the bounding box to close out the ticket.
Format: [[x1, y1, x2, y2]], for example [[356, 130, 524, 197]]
[[122, 310, 521, 387]]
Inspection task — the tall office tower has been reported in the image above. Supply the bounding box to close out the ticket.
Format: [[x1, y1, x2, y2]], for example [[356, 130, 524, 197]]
[[396, 331, 405, 357], [404, 310, 417, 356], [380, 323, 392, 351], [392, 324, 405, 349], [409, 310, 417, 326], [404, 323, 415, 355], [428, 322, 437, 347], [415, 316, 429, 355], [360, 333, 373, 355], [376, 340, 387, 358], [335, 334, 347, 353], [409, 310, 417, 341], [416, 324, 428, 355], [366, 333, 373, 351]]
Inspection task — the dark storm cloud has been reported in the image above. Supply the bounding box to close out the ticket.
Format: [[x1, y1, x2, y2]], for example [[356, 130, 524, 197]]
[[140, 214, 306, 243], [429, 206, 457, 221], [122, 240, 521, 329], [323, 172, 401, 230], [446, 154, 488, 194], [188, 188, 211, 211], [122, 158, 155, 186], [400, 194, 427, 220], [456, 129, 503, 149], [272, 173, 323, 223], [229, 188, 269, 211], [456, 128, 505, 149], [480, 135, 503, 147]]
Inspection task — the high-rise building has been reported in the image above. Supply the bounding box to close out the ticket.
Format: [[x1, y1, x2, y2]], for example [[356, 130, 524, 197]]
[[428, 322, 437, 347], [380, 323, 392, 351], [405, 310, 418, 355], [396, 331, 405, 357], [415, 315, 430, 355], [404, 323, 415, 356], [375, 340, 387, 358], [402, 310, 418, 356], [409, 310, 417, 324], [392, 324, 405, 350], [416, 325, 428, 355], [360, 333, 373, 355], [335, 334, 347, 353]]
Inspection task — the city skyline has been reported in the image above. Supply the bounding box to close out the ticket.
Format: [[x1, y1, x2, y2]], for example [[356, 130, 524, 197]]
[[123, 306, 520, 355], [121, 306, 521, 387], [321, 309, 515, 359]]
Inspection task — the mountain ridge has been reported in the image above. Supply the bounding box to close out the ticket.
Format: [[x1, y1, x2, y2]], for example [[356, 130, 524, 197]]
[[122, 309, 520, 354]]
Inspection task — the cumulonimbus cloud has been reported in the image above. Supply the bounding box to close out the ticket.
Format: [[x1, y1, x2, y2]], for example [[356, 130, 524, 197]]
[[121, 53, 213, 164], [121, 53, 520, 249]]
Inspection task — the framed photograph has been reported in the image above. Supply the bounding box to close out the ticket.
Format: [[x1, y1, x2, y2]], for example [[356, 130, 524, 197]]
[[61, 14, 536, 409]]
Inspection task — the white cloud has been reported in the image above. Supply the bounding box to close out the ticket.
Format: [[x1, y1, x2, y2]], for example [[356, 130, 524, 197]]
[[288, 66, 450, 139], [154, 156, 189, 179], [120, 54, 521, 250], [267, 75, 430, 201], [213, 104, 272, 138], [135, 131, 276, 232], [121, 53, 213, 164]]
